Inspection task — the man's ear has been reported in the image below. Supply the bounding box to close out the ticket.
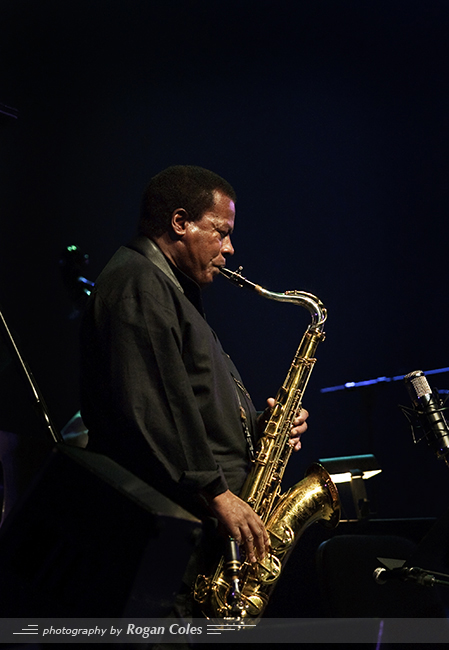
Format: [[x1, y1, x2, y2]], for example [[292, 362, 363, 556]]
[[171, 208, 190, 237]]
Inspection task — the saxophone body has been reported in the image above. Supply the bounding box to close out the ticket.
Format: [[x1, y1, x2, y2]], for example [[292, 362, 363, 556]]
[[194, 268, 341, 620]]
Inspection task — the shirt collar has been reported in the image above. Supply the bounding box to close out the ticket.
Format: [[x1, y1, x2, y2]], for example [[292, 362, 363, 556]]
[[127, 235, 205, 316]]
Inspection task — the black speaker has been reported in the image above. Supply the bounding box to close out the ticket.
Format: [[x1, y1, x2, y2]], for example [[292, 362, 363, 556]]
[[0, 444, 202, 617]]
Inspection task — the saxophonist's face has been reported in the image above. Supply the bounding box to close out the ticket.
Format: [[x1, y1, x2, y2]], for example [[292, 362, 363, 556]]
[[173, 190, 235, 287]]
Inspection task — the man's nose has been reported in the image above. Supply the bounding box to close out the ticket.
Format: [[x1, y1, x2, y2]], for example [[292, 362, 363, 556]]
[[222, 235, 234, 256]]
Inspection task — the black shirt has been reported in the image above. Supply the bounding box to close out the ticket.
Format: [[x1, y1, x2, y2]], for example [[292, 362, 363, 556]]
[[80, 236, 257, 516]]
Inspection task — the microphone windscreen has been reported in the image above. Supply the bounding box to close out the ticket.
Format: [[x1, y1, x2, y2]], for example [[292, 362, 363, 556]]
[[405, 370, 431, 405]]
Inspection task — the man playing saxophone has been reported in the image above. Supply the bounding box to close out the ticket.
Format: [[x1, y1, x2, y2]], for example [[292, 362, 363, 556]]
[[79, 165, 308, 611]]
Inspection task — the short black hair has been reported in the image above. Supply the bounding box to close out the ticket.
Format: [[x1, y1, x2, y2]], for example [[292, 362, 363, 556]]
[[139, 165, 236, 238]]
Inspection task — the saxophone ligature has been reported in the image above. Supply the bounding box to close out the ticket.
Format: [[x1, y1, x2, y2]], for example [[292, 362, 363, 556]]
[[194, 267, 341, 620]]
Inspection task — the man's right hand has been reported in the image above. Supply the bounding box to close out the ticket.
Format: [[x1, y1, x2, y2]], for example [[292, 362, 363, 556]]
[[209, 490, 270, 563]]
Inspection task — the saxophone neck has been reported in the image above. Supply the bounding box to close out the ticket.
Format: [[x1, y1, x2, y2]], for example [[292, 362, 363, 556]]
[[219, 266, 327, 331]]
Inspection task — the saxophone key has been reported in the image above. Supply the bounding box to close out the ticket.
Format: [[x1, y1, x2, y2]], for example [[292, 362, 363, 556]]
[[254, 553, 282, 584]]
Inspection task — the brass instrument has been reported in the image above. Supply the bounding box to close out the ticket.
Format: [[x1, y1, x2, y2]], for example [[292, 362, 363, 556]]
[[194, 267, 340, 620]]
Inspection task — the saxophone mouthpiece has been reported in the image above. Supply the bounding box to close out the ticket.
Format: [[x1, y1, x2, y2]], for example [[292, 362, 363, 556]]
[[219, 265, 243, 281], [219, 266, 260, 292]]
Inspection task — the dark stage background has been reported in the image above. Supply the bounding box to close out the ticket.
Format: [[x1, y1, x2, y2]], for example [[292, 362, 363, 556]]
[[1, 0, 449, 520]]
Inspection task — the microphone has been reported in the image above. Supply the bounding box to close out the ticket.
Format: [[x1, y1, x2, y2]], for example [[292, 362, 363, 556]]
[[373, 566, 407, 584], [404, 370, 449, 460], [373, 566, 435, 587]]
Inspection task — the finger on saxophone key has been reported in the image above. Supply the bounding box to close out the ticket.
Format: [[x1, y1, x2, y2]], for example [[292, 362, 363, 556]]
[[289, 407, 309, 451]]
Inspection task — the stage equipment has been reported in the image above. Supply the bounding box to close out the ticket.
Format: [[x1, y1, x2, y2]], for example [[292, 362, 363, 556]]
[[0, 305, 64, 523], [401, 370, 449, 465], [319, 454, 382, 521], [194, 267, 340, 620], [316, 533, 446, 618], [373, 561, 449, 588], [0, 102, 18, 120], [59, 244, 95, 319], [0, 307, 62, 445], [0, 444, 202, 617], [320, 365, 449, 393]]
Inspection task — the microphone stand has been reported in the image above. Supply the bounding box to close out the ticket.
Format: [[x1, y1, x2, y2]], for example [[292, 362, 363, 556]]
[[423, 569, 449, 588], [0, 305, 63, 444]]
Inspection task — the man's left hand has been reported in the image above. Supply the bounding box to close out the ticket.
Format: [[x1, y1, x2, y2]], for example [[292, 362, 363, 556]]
[[264, 398, 309, 451]]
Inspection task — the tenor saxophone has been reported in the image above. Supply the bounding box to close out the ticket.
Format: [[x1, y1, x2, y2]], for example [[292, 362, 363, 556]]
[[194, 267, 340, 620]]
